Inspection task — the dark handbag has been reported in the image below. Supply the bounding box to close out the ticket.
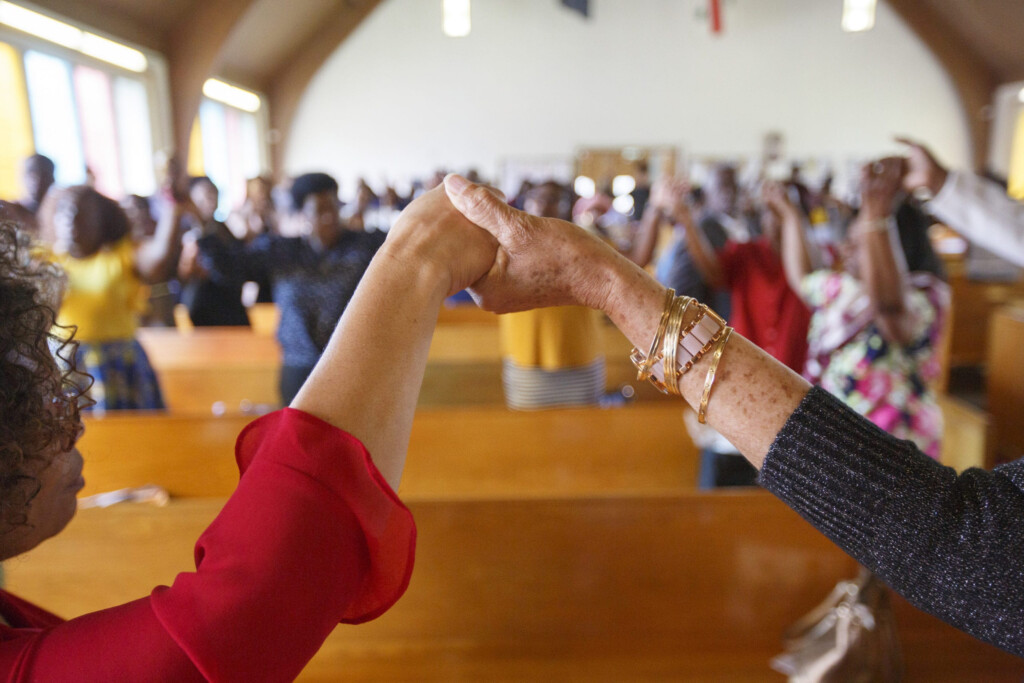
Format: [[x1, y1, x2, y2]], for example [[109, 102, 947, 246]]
[[770, 568, 903, 682]]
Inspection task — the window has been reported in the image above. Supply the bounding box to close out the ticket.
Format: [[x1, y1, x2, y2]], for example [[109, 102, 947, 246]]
[[0, 3, 163, 202], [189, 81, 267, 219]]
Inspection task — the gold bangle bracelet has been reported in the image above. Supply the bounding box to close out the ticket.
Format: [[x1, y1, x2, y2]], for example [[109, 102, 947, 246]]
[[662, 296, 691, 396], [698, 327, 733, 424], [635, 288, 676, 381]]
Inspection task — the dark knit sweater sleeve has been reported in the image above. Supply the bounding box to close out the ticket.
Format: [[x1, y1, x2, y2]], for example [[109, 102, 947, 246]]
[[760, 386, 1024, 657]]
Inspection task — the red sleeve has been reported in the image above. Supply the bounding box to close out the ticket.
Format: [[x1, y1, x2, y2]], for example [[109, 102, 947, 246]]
[[716, 241, 743, 288], [0, 409, 416, 683], [150, 408, 416, 681]]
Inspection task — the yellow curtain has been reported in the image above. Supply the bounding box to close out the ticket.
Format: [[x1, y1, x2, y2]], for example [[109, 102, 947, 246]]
[[0, 42, 35, 200], [187, 116, 205, 177], [1009, 109, 1024, 200]]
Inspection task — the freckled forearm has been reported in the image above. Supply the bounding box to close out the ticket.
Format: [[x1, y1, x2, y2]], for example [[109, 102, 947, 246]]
[[600, 255, 810, 467]]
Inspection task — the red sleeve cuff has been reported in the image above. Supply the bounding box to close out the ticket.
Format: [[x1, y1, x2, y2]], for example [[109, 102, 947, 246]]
[[233, 408, 417, 623]]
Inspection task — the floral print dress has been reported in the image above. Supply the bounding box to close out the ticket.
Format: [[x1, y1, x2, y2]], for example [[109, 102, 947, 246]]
[[800, 270, 950, 459]]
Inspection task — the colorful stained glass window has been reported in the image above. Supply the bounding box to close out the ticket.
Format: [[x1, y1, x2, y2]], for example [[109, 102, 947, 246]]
[[113, 76, 156, 196], [74, 64, 122, 197], [0, 40, 34, 199], [190, 99, 266, 219], [23, 49, 86, 186]]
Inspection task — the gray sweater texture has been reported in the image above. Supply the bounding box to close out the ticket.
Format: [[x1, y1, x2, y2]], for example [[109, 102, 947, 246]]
[[760, 386, 1024, 658]]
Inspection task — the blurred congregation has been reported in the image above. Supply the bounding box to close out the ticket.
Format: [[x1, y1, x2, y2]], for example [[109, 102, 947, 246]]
[[1, 0, 1024, 680]]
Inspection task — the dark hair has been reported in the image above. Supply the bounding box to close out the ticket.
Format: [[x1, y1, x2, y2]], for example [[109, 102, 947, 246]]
[[895, 201, 946, 281], [0, 222, 90, 526], [189, 176, 216, 191], [36, 186, 131, 250], [25, 154, 55, 176], [290, 173, 339, 213]]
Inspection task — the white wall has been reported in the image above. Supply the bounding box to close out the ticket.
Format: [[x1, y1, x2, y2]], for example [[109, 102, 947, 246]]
[[286, 0, 969, 196]]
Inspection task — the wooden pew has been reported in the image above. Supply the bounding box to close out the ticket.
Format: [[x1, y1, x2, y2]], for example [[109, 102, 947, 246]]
[[988, 305, 1024, 467], [136, 327, 281, 414], [942, 274, 1024, 378], [937, 393, 992, 472], [7, 493, 1021, 681], [78, 403, 699, 499], [137, 323, 666, 414]]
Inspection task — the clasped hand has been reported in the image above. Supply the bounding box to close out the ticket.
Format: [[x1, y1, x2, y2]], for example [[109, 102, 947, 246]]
[[386, 175, 623, 315]]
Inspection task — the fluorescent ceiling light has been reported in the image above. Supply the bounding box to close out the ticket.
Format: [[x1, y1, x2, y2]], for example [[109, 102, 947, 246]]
[[203, 78, 262, 113], [81, 32, 147, 72], [1018, 87, 1024, 104], [0, 2, 148, 71], [0, 1, 80, 48], [842, 0, 876, 32], [443, 0, 471, 37]]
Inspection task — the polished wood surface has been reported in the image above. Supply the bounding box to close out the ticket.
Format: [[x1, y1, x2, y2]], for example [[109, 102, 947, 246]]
[[988, 305, 1024, 467], [7, 494, 1021, 681], [937, 393, 991, 472], [943, 275, 1024, 371], [137, 323, 666, 413], [78, 403, 698, 499], [79, 413, 253, 498]]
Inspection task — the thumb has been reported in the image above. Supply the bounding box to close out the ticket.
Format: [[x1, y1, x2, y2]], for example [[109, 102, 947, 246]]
[[444, 173, 519, 237]]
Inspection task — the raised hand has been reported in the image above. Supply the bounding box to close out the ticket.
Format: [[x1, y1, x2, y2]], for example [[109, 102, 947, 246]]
[[895, 136, 948, 197], [384, 185, 499, 296], [859, 157, 904, 220], [443, 174, 623, 314], [761, 181, 795, 216], [650, 177, 683, 211]]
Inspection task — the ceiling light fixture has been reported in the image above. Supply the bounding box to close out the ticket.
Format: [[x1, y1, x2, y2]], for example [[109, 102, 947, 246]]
[[443, 0, 471, 38], [80, 32, 147, 73], [0, 1, 148, 71], [203, 78, 262, 113], [841, 0, 876, 33]]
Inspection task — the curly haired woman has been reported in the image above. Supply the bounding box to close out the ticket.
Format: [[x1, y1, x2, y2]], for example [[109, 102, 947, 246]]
[[0, 184, 497, 679]]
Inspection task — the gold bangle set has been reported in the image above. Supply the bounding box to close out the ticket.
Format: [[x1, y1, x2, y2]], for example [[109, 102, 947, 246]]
[[629, 289, 734, 423]]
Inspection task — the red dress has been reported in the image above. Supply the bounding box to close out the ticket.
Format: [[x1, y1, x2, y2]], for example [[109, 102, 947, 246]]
[[718, 238, 811, 373], [0, 409, 416, 682]]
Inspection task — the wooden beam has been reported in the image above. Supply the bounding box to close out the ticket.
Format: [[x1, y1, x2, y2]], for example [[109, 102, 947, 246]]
[[884, 0, 999, 171], [265, 0, 384, 178], [164, 0, 260, 163]]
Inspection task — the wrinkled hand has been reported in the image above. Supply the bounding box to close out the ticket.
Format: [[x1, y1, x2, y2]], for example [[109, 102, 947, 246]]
[[384, 185, 499, 296], [444, 174, 621, 313], [859, 158, 903, 220], [895, 137, 948, 197]]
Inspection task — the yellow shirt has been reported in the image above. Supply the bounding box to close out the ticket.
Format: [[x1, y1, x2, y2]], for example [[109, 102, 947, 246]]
[[50, 238, 145, 342], [499, 306, 602, 370]]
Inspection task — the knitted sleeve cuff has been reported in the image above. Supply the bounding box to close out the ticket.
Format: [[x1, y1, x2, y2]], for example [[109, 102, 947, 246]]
[[758, 386, 940, 566]]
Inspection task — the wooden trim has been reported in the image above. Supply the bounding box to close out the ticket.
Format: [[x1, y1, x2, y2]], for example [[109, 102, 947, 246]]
[[884, 0, 998, 171], [165, 0, 259, 162]]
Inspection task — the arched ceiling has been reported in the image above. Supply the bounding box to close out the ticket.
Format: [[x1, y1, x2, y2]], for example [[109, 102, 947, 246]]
[[20, 0, 1024, 173]]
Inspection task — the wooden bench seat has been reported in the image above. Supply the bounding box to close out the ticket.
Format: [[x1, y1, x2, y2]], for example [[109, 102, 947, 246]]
[[137, 323, 666, 414], [78, 403, 698, 499], [7, 493, 1021, 681]]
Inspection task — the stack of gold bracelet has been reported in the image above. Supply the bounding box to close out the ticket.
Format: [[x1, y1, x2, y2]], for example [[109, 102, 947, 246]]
[[629, 290, 734, 424]]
